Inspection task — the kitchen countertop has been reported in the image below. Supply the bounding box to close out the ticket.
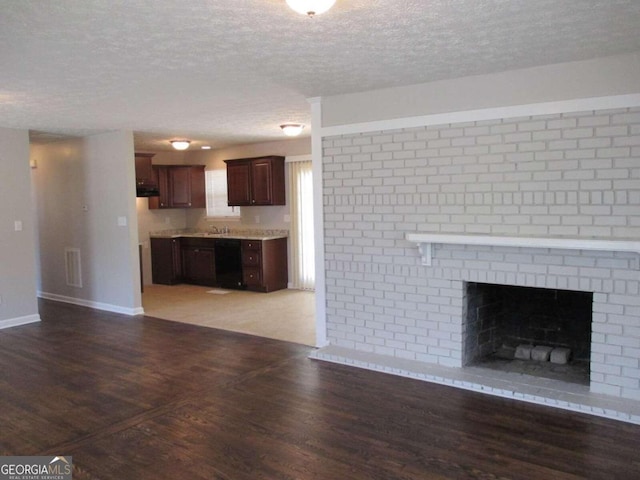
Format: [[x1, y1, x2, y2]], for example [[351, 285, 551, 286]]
[[150, 230, 288, 241]]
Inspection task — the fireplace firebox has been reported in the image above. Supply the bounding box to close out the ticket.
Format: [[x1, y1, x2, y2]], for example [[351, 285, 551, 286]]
[[464, 282, 592, 385]]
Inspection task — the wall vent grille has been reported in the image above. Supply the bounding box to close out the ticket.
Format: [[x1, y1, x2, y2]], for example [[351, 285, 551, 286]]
[[65, 248, 82, 288]]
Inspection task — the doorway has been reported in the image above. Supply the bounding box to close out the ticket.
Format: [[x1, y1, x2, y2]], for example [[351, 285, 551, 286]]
[[140, 154, 317, 346]]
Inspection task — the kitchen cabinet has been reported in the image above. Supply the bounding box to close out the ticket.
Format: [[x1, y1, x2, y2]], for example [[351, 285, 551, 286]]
[[225, 156, 285, 206], [181, 243, 216, 286], [135, 153, 158, 195], [150, 237, 182, 285], [150, 235, 288, 292], [148, 165, 206, 209], [241, 238, 288, 292], [225, 161, 252, 205]]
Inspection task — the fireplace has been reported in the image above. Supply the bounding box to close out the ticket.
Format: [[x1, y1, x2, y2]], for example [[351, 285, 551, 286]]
[[314, 231, 640, 423], [464, 282, 592, 385], [402, 232, 640, 403]]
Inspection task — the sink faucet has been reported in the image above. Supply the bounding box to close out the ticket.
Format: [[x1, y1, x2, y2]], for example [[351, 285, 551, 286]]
[[209, 225, 229, 235]]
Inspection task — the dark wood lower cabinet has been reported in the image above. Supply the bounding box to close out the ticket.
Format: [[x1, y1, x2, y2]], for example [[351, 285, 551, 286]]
[[150, 238, 181, 285], [242, 238, 288, 292], [151, 236, 287, 292], [181, 246, 216, 286]]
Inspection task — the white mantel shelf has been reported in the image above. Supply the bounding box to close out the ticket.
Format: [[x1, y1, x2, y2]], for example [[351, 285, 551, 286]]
[[406, 232, 640, 266]]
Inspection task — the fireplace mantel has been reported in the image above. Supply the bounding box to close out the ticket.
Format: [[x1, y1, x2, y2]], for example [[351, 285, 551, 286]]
[[406, 232, 640, 266]]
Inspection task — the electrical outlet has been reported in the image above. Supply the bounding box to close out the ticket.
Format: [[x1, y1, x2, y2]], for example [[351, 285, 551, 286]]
[[254, 215, 260, 224]]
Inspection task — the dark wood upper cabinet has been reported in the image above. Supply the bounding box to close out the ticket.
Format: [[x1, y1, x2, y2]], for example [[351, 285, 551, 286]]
[[224, 156, 285, 206], [251, 158, 276, 205], [149, 165, 205, 209], [168, 166, 192, 207], [152, 166, 170, 207], [134, 153, 156, 187], [226, 161, 252, 206]]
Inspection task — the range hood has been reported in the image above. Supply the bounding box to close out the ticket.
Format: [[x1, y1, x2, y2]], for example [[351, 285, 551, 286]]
[[136, 184, 160, 197]]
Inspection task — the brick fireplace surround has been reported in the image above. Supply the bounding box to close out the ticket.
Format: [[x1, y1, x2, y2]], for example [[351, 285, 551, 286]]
[[311, 106, 640, 424]]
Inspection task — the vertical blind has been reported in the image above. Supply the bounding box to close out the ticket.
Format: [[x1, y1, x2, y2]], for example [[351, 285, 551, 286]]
[[288, 159, 315, 290]]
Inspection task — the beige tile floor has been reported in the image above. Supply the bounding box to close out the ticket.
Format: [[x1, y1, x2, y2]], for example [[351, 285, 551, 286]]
[[142, 284, 316, 346]]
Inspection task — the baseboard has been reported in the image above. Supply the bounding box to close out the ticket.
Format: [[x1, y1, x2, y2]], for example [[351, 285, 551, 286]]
[[38, 292, 144, 316], [0, 314, 41, 330]]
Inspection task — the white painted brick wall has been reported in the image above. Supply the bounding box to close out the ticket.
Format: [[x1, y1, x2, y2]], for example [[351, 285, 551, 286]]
[[322, 107, 640, 401]]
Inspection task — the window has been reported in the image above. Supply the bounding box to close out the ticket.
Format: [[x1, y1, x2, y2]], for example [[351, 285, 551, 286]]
[[205, 169, 240, 219]]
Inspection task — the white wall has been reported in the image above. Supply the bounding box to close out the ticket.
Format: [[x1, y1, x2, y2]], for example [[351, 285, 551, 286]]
[[322, 53, 640, 127], [33, 131, 142, 314], [0, 128, 39, 327]]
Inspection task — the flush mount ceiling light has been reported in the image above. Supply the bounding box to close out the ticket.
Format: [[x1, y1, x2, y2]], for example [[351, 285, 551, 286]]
[[170, 140, 190, 150], [280, 123, 305, 136], [286, 0, 336, 17], [201, 145, 212, 150]]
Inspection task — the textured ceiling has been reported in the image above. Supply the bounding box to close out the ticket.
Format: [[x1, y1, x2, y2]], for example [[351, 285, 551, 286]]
[[2, 0, 640, 151]]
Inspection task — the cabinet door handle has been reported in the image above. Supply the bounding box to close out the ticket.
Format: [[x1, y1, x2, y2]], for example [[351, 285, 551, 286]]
[[188, 203, 191, 206]]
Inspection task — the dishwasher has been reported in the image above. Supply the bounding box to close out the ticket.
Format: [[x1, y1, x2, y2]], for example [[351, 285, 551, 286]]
[[214, 238, 245, 289]]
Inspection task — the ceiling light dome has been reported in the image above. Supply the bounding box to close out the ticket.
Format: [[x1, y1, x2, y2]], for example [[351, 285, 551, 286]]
[[286, 0, 336, 17], [170, 140, 190, 150], [280, 124, 305, 137]]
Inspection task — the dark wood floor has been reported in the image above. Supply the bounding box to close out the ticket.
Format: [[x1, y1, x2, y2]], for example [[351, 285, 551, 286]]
[[1, 300, 639, 479]]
